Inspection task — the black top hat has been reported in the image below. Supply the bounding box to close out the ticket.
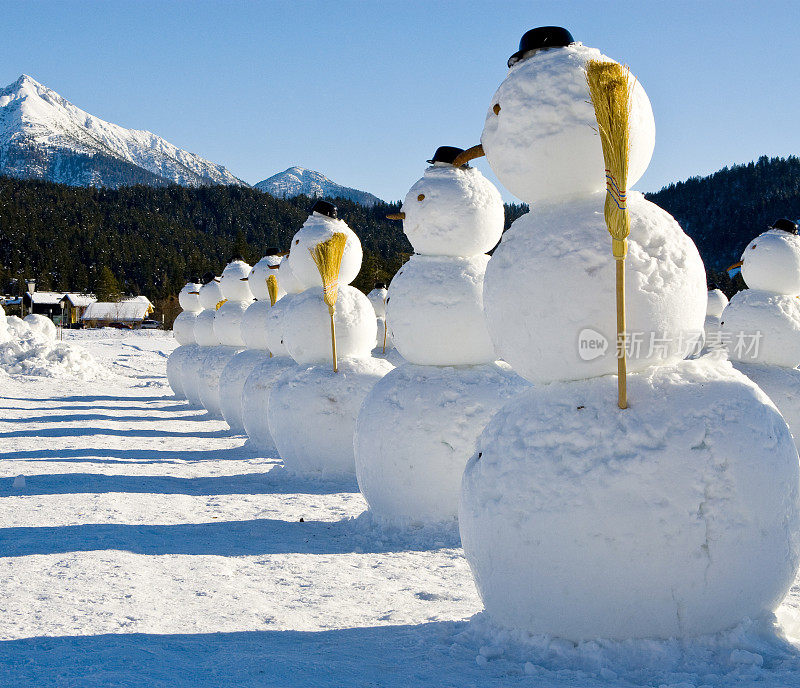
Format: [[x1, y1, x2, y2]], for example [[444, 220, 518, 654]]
[[374, 281, 387, 290], [508, 27, 575, 67], [427, 146, 465, 165], [228, 253, 245, 263], [200, 271, 215, 285], [190, 276, 200, 284], [311, 200, 338, 219], [264, 246, 281, 256], [771, 218, 799, 234]]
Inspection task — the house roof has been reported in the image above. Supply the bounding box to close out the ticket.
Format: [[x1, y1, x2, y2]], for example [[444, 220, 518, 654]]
[[26, 291, 64, 306], [82, 299, 154, 322], [62, 293, 97, 307]]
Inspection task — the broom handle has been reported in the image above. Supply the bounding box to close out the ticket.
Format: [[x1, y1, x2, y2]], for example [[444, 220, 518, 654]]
[[382, 319, 387, 354], [330, 308, 338, 373], [616, 257, 627, 409]]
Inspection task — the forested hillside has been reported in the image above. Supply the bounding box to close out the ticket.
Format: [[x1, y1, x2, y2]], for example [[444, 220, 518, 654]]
[[646, 155, 800, 288]]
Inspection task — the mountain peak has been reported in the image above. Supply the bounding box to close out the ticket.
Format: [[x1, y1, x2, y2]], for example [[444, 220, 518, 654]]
[[255, 167, 382, 206], [0, 75, 246, 189]]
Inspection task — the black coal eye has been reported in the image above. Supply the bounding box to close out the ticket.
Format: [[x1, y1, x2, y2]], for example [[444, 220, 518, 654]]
[[493, 103, 501, 115]]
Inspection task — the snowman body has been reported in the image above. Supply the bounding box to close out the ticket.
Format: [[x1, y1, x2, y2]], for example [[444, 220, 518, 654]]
[[460, 32, 800, 640], [219, 255, 282, 434], [166, 281, 202, 399], [197, 261, 252, 419], [267, 211, 392, 476], [355, 161, 528, 525], [721, 225, 800, 449]]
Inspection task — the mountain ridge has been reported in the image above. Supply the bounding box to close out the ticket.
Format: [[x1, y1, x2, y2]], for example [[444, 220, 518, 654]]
[[256, 166, 382, 206]]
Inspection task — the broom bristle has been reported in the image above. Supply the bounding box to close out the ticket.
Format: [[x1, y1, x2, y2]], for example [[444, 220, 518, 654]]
[[586, 60, 634, 255], [309, 233, 348, 313], [215, 298, 228, 310], [266, 274, 279, 307]]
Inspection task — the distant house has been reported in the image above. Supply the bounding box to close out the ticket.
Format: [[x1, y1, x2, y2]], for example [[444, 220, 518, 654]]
[[81, 296, 154, 327], [60, 293, 97, 325], [23, 291, 64, 317]]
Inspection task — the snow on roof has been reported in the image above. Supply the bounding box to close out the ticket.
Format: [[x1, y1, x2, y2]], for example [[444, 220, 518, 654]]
[[62, 293, 97, 307], [26, 291, 64, 305], [82, 299, 153, 322]]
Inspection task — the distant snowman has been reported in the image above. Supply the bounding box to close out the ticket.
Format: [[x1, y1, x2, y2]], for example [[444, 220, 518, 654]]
[[182, 272, 222, 407], [267, 200, 393, 477], [354, 147, 528, 526], [457, 27, 800, 641], [218, 249, 282, 434], [166, 278, 202, 400], [241, 252, 301, 453], [197, 257, 253, 418], [720, 218, 800, 449]]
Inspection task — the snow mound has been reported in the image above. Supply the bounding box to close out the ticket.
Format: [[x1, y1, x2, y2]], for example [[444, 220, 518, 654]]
[[460, 357, 800, 640], [0, 324, 102, 379], [23, 313, 56, 340]]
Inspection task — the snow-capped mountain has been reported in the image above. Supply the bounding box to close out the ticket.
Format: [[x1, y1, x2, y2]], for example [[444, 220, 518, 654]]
[[0, 74, 246, 188], [255, 166, 382, 206]]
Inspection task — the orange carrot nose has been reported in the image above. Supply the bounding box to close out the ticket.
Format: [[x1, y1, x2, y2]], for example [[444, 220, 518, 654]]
[[452, 144, 485, 167], [386, 212, 406, 220]]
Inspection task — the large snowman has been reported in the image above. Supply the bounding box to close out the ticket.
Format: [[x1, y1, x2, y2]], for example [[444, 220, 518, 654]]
[[267, 201, 393, 476], [218, 249, 283, 434], [195, 258, 253, 419], [458, 27, 800, 640], [166, 278, 202, 399], [182, 272, 223, 407], [354, 147, 528, 525], [720, 219, 800, 449], [241, 252, 300, 453]]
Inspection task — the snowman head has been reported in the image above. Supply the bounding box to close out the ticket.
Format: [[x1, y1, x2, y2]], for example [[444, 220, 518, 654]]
[[249, 249, 284, 301], [198, 272, 223, 310], [740, 220, 800, 295], [477, 28, 655, 204], [396, 147, 504, 257], [219, 257, 254, 302], [178, 278, 202, 312]]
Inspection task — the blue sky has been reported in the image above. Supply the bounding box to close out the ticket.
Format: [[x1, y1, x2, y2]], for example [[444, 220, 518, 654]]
[[2, 0, 799, 202]]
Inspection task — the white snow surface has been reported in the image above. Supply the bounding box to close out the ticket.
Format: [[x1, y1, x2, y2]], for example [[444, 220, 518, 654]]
[[193, 309, 221, 347], [172, 310, 198, 346], [367, 287, 388, 318], [248, 255, 284, 301], [268, 357, 393, 477], [9, 331, 800, 686], [241, 356, 296, 452], [741, 229, 800, 295], [460, 357, 800, 641], [484, 193, 707, 383], [239, 300, 271, 351], [23, 313, 56, 340], [707, 289, 729, 318], [214, 299, 250, 347], [287, 213, 363, 290], [263, 296, 290, 357], [218, 349, 268, 434], [166, 343, 192, 399], [275, 256, 304, 295], [283, 286, 376, 365], [480, 43, 655, 203], [400, 165, 504, 256], [178, 282, 202, 312], [387, 254, 496, 365], [197, 345, 242, 418], [198, 279, 223, 311], [355, 362, 529, 525], [734, 361, 800, 452], [721, 289, 800, 367], [219, 260, 254, 302], [0, 75, 246, 188]]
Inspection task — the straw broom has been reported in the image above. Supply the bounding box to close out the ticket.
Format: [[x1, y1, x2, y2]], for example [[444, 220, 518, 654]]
[[586, 59, 634, 409], [309, 233, 348, 372], [266, 274, 279, 358]]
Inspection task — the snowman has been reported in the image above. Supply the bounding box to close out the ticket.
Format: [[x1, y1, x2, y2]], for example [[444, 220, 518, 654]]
[[196, 257, 253, 419], [166, 278, 202, 400], [720, 219, 800, 448], [182, 272, 223, 407], [705, 287, 728, 341], [266, 200, 393, 476], [354, 147, 528, 525], [217, 249, 283, 434], [456, 27, 800, 640], [367, 281, 391, 350]]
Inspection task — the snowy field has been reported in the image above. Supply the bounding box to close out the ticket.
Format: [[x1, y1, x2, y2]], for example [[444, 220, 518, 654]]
[[4, 330, 800, 686]]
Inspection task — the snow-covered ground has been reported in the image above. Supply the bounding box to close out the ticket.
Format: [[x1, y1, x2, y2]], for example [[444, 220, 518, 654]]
[[4, 329, 800, 686]]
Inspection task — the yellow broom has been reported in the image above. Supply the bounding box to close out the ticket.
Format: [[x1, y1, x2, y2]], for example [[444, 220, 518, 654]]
[[309, 233, 348, 372], [586, 59, 634, 409], [266, 274, 280, 358]]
